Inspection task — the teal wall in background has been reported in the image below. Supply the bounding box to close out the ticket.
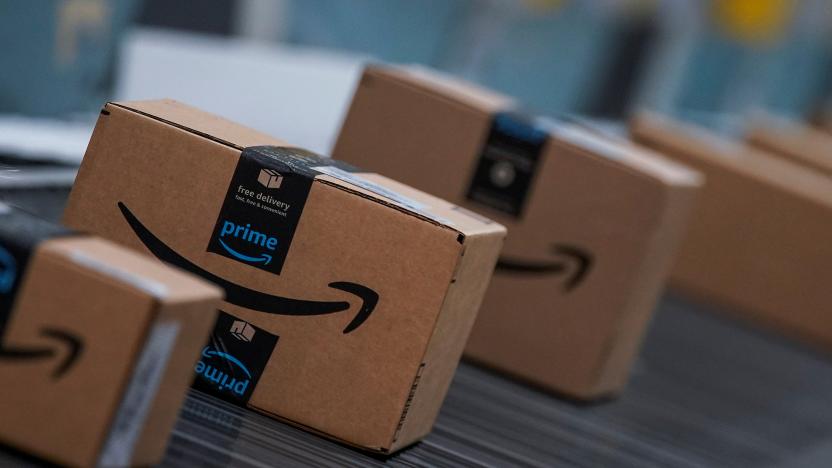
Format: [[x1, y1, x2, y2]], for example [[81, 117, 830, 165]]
[[0, 0, 140, 116], [286, 0, 470, 66]]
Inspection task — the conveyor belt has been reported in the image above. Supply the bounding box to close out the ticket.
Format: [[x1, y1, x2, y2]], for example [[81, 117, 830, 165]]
[[2, 188, 832, 467], [151, 295, 832, 467]]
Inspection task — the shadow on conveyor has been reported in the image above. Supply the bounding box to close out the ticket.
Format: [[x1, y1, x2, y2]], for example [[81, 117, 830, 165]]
[[3, 188, 832, 467]]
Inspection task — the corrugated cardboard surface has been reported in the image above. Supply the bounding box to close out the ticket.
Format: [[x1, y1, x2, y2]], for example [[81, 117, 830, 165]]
[[63, 100, 505, 452], [747, 115, 832, 176], [632, 113, 832, 350], [333, 66, 701, 399], [0, 236, 220, 467]]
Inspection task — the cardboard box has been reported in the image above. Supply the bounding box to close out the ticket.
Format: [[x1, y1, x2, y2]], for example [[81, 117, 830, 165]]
[[631, 113, 832, 350], [0, 203, 222, 467], [746, 114, 832, 176], [333, 65, 702, 399], [63, 99, 506, 453]]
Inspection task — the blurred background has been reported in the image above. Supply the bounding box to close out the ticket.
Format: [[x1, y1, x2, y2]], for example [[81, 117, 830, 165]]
[[5, 2, 832, 466], [3, 0, 832, 160]]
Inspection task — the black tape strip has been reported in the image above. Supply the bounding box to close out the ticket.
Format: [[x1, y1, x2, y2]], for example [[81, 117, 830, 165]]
[[207, 146, 360, 275], [466, 111, 549, 217], [192, 310, 279, 405]]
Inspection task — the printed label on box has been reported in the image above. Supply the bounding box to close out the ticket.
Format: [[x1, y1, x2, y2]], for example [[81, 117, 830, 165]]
[[208, 145, 454, 274], [466, 111, 549, 217], [208, 146, 365, 275], [207, 146, 325, 275], [192, 311, 279, 405]]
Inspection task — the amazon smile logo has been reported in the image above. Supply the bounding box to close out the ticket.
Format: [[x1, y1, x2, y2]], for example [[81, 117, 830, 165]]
[[117, 202, 379, 333], [195, 346, 251, 396], [496, 244, 592, 292], [0, 327, 83, 379]]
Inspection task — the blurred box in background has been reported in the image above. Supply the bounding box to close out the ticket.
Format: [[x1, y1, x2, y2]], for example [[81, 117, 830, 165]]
[[0, 0, 140, 116], [746, 114, 832, 176], [0, 204, 221, 467], [333, 65, 702, 399], [632, 113, 832, 351]]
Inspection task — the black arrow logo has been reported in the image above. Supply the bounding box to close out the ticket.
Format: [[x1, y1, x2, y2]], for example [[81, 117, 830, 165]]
[[0, 327, 83, 379], [496, 244, 592, 292], [117, 202, 378, 334]]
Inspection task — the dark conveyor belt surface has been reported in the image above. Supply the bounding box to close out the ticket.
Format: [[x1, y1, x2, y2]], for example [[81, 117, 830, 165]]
[[2, 187, 832, 467], [152, 295, 832, 468]]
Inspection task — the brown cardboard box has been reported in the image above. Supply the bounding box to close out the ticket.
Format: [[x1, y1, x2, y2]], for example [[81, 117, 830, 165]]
[[746, 114, 832, 176], [63, 99, 506, 453], [333, 65, 702, 399], [0, 204, 222, 467], [631, 113, 832, 350]]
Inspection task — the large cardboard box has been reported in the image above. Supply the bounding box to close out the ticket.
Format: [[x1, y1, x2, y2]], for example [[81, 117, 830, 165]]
[[333, 66, 702, 399], [63, 99, 506, 453], [0, 203, 221, 467], [632, 113, 832, 350], [746, 115, 832, 176]]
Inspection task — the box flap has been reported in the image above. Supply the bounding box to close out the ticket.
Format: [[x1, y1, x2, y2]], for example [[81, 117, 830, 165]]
[[44, 237, 223, 304], [111, 100, 504, 239], [746, 113, 832, 175], [367, 65, 514, 114], [547, 120, 704, 188], [314, 170, 506, 239], [631, 112, 832, 205], [110, 100, 287, 150]]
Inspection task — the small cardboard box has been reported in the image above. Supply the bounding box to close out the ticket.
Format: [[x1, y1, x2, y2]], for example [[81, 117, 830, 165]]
[[746, 115, 832, 176], [333, 65, 702, 399], [63, 99, 506, 453], [632, 113, 832, 350], [0, 203, 222, 467]]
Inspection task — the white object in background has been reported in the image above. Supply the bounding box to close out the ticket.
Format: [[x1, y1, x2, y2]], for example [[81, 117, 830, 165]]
[[116, 28, 367, 155], [0, 166, 78, 189], [0, 115, 93, 164]]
